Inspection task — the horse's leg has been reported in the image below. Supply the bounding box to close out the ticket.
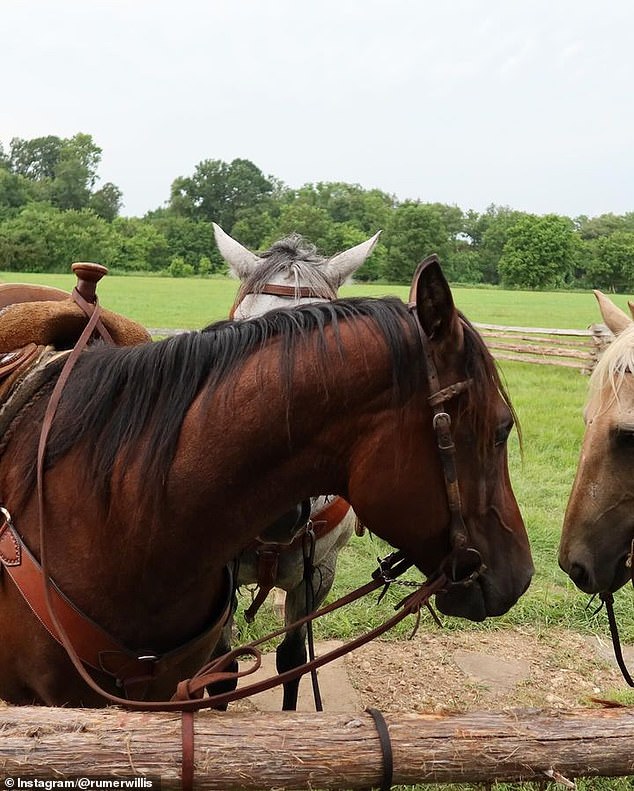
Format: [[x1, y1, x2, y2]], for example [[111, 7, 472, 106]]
[[276, 546, 338, 711]]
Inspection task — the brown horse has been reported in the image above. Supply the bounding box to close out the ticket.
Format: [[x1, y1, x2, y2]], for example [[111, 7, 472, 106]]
[[0, 257, 533, 706], [560, 291, 634, 594]]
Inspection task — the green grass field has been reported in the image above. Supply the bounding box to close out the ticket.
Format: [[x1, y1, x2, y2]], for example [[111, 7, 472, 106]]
[[2, 271, 633, 790], [3, 269, 633, 329]]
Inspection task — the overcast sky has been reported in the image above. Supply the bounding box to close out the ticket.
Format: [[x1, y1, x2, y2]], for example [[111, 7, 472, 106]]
[[3, 0, 633, 219]]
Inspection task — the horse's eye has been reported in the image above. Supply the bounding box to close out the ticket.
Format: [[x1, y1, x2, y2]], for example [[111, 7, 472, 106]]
[[614, 425, 634, 450], [495, 420, 513, 447]]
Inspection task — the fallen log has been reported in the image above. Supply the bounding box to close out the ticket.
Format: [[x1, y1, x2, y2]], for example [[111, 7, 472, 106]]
[[1, 705, 633, 789]]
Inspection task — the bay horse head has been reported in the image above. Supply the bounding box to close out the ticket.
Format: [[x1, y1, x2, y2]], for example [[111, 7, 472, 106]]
[[0, 255, 532, 705], [349, 255, 534, 620], [559, 292, 634, 594], [213, 222, 380, 319]]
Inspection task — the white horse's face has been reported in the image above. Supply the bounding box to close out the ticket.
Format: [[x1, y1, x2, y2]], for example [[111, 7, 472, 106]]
[[212, 222, 381, 319]]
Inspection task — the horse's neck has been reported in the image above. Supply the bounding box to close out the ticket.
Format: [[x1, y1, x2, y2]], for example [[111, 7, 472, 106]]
[[168, 329, 400, 565]]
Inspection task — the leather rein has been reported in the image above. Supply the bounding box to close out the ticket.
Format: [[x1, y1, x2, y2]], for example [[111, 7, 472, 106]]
[[599, 539, 634, 687], [0, 294, 484, 712]]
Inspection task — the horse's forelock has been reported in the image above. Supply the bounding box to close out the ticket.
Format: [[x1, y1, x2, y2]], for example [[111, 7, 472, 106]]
[[259, 234, 322, 264], [589, 323, 634, 409], [234, 236, 338, 306]]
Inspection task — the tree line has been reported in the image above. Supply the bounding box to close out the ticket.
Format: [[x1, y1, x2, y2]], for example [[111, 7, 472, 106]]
[[1, 133, 634, 291]]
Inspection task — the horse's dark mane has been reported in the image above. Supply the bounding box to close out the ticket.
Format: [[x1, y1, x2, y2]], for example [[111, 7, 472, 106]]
[[19, 298, 417, 506], [16, 297, 509, 510]]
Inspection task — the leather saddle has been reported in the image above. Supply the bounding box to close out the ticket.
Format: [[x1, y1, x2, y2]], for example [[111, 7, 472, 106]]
[[0, 263, 150, 406], [0, 265, 150, 355]]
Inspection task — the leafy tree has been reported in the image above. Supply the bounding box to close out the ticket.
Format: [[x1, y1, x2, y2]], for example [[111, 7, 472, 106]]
[[464, 205, 528, 284], [0, 204, 117, 272], [498, 214, 580, 289], [111, 217, 170, 271], [585, 231, 634, 291], [383, 202, 451, 283], [230, 207, 276, 250], [575, 213, 634, 240], [0, 204, 57, 270], [9, 135, 64, 179], [149, 214, 215, 270], [6, 133, 112, 213], [293, 182, 394, 234], [443, 249, 484, 284], [50, 156, 92, 210], [0, 170, 38, 218], [266, 202, 332, 252], [49, 134, 103, 210], [89, 182, 123, 221], [168, 255, 194, 277], [169, 158, 273, 230], [426, 202, 464, 240], [198, 255, 213, 275]]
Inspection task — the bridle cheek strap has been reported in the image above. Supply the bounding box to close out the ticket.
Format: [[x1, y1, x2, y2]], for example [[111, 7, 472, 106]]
[[431, 411, 469, 550], [407, 304, 476, 565]]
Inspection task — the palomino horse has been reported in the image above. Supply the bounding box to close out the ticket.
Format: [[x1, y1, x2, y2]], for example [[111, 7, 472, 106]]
[[560, 291, 634, 594], [213, 223, 379, 710], [0, 256, 533, 706]]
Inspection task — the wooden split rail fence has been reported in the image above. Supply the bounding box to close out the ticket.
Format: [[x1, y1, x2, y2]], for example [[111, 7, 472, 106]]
[[473, 322, 614, 373], [150, 323, 615, 374]]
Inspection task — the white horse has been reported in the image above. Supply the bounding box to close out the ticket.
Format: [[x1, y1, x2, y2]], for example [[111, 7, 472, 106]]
[[212, 222, 380, 710]]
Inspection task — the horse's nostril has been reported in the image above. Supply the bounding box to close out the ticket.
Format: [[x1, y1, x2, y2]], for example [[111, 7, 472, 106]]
[[568, 562, 591, 589]]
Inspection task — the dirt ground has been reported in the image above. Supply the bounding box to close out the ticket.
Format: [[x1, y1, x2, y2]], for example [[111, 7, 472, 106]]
[[234, 625, 634, 714]]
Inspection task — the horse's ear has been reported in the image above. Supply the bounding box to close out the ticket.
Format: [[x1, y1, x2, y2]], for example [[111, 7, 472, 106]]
[[594, 290, 633, 335], [410, 254, 463, 347], [323, 230, 381, 287], [212, 222, 260, 279]]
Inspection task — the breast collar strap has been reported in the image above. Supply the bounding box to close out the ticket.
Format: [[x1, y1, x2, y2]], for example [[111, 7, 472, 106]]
[[0, 506, 232, 698]]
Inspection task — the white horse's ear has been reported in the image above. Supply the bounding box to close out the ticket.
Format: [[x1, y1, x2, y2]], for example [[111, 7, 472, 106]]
[[594, 290, 633, 335], [628, 300, 634, 321], [212, 222, 260, 279], [323, 230, 381, 288]]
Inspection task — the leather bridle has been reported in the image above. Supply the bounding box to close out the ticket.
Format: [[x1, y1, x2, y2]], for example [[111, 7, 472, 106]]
[[407, 301, 483, 584]]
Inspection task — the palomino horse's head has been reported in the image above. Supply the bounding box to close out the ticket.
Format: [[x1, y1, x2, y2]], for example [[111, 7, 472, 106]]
[[213, 223, 381, 319], [560, 292, 634, 594], [347, 257, 534, 621]]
